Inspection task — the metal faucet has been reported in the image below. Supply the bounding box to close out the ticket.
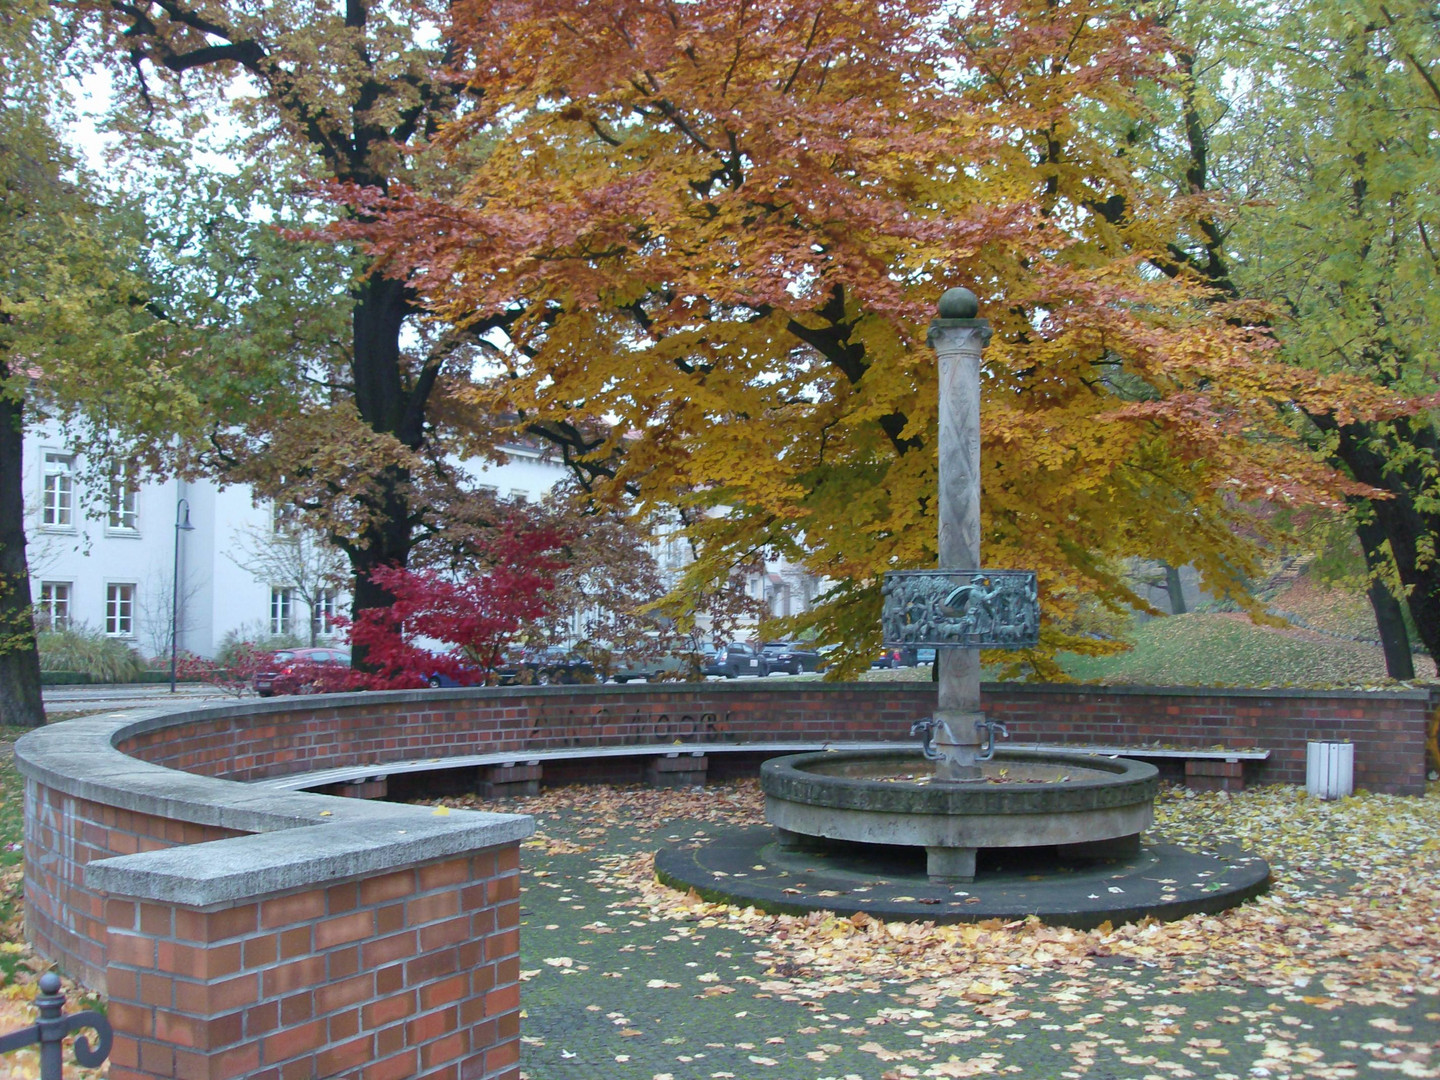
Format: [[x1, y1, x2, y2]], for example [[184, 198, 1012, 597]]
[[910, 717, 953, 762], [975, 718, 1009, 761]]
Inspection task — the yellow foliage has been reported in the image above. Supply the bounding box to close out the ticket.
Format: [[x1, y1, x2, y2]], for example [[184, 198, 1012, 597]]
[[361, 0, 1404, 669]]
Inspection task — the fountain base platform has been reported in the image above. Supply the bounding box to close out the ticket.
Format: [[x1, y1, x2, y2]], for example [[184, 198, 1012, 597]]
[[762, 749, 1161, 884], [654, 827, 1269, 929]]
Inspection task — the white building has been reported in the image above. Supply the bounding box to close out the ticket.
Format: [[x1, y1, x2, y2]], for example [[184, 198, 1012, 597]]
[[23, 425, 824, 659], [22, 425, 571, 659]]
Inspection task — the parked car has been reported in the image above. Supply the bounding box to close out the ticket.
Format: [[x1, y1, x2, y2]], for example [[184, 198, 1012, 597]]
[[424, 648, 529, 687], [254, 647, 352, 696], [611, 651, 695, 683], [514, 647, 597, 685], [701, 642, 770, 678], [871, 646, 918, 669], [760, 641, 824, 675]]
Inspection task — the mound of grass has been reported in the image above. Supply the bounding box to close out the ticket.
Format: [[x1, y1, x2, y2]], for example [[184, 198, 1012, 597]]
[[1057, 612, 1434, 687], [0, 733, 30, 984], [1267, 573, 1382, 642]]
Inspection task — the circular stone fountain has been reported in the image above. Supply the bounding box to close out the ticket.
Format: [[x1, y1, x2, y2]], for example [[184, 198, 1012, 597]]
[[653, 289, 1269, 927], [762, 748, 1158, 883], [655, 747, 1270, 928]]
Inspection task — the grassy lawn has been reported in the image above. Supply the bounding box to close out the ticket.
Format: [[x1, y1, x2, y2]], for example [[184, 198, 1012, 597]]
[[856, 611, 1436, 689], [0, 729, 29, 976], [1055, 613, 1436, 688]]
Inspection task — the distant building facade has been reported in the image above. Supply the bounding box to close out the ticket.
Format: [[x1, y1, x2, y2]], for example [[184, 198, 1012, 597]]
[[23, 425, 823, 658]]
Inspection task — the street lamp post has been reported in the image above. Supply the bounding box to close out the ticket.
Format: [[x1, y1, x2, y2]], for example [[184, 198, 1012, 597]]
[[169, 497, 196, 693]]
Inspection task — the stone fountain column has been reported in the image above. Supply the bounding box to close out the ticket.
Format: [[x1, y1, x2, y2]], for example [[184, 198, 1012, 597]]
[[928, 287, 992, 783]]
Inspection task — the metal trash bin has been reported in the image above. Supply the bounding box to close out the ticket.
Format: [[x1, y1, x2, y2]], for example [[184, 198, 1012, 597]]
[[1306, 741, 1354, 800]]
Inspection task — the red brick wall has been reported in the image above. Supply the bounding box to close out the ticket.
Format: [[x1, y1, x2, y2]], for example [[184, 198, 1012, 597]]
[[18, 682, 1430, 1080], [980, 685, 1431, 795], [104, 847, 522, 1080], [117, 683, 1431, 795], [19, 702, 532, 1080], [24, 782, 242, 991]]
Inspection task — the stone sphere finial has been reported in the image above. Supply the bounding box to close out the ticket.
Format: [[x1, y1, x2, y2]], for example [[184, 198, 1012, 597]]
[[937, 287, 979, 319]]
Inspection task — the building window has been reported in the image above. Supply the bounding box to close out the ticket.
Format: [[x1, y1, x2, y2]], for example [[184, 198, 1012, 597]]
[[272, 500, 299, 534], [271, 586, 295, 636], [37, 582, 71, 631], [107, 466, 138, 531], [106, 583, 135, 637], [510, 489, 528, 502], [42, 454, 74, 527], [312, 589, 336, 637]]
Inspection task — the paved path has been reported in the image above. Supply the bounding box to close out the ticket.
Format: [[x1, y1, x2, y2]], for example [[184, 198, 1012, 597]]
[[43, 683, 231, 715], [488, 783, 1440, 1080]]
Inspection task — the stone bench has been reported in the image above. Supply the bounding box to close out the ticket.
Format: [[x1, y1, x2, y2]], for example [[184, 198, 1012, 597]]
[[248, 740, 1271, 799], [246, 742, 914, 799]]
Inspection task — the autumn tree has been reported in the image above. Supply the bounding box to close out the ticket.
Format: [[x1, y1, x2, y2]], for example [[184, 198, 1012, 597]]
[[0, 0, 191, 725], [345, 521, 568, 688], [534, 499, 667, 675], [1228, 0, 1440, 675], [1129, 0, 1440, 676], [75, 0, 525, 669], [351, 0, 1402, 675]]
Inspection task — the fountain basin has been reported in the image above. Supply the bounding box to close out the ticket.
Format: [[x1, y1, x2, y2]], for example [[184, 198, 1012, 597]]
[[761, 749, 1158, 882]]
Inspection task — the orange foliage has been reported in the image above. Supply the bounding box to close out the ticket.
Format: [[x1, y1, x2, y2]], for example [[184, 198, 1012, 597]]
[[343, 0, 1411, 672]]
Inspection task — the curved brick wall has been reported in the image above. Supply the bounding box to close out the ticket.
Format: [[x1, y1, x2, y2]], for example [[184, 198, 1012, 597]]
[[16, 711, 533, 1080], [115, 680, 1432, 794], [13, 680, 1431, 1080]]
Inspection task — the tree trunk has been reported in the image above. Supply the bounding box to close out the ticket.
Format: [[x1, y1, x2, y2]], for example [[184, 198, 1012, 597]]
[[1315, 414, 1440, 672], [348, 523, 411, 671], [1355, 512, 1414, 680], [0, 383, 45, 727], [343, 275, 423, 673], [1164, 563, 1187, 614]]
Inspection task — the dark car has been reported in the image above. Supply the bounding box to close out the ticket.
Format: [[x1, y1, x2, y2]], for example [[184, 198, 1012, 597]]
[[425, 651, 522, 687], [515, 647, 597, 685], [611, 651, 694, 683], [760, 641, 824, 675], [701, 642, 770, 678], [254, 647, 352, 696], [425, 662, 500, 688]]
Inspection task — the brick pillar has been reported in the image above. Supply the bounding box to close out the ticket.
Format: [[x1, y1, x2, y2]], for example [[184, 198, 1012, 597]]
[[476, 763, 542, 800], [103, 847, 523, 1080], [1185, 759, 1245, 793], [644, 753, 708, 789]]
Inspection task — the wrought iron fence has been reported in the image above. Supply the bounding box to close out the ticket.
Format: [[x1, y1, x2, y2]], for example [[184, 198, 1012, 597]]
[[0, 972, 111, 1078]]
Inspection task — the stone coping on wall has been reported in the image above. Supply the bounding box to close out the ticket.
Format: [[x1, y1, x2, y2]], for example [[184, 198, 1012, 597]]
[[975, 682, 1434, 701], [14, 708, 534, 909], [212, 680, 1429, 703]]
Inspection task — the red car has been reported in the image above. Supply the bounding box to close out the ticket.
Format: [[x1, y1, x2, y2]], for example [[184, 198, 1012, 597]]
[[254, 647, 352, 696]]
